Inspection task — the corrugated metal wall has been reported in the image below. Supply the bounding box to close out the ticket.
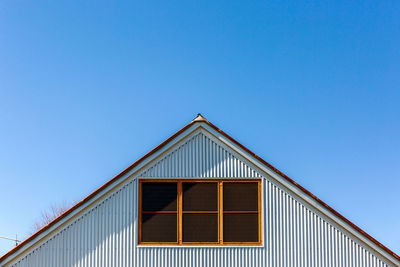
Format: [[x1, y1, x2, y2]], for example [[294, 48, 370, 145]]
[[139, 132, 261, 178], [5, 131, 394, 267]]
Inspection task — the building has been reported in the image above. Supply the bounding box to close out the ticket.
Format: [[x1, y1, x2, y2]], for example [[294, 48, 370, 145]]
[[1, 114, 399, 266]]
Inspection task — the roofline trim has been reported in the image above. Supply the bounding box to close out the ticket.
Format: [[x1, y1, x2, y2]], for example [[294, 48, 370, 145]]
[[1, 116, 399, 263], [0, 120, 198, 263], [200, 122, 400, 263]]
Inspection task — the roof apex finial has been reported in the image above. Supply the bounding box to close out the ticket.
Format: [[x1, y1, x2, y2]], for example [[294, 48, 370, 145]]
[[192, 113, 207, 122]]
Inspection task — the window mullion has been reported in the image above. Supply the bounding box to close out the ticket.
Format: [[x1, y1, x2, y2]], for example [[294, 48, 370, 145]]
[[178, 181, 183, 244], [219, 181, 223, 244]]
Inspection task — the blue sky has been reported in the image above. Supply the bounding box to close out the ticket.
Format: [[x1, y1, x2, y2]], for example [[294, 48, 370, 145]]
[[0, 0, 399, 256]]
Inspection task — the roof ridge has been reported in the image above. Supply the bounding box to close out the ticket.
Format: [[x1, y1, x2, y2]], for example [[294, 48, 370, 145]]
[[192, 113, 208, 122]]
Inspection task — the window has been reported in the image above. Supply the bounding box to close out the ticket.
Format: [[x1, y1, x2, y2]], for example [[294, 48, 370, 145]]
[[139, 179, 261, 245]]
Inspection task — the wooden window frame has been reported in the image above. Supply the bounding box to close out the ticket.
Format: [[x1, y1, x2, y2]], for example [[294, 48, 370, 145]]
[[138, 179, 262, 246]]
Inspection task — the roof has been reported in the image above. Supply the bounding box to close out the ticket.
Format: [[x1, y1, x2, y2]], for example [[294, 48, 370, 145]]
[[1, 114, 399, 263]]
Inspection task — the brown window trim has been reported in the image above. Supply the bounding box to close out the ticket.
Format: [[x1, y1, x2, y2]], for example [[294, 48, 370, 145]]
[[138, 179, 262, 246]]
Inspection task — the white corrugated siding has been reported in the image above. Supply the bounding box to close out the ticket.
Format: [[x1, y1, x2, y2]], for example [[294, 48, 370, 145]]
[[139, 132, 261, 178], [5, 130, 394, 267]]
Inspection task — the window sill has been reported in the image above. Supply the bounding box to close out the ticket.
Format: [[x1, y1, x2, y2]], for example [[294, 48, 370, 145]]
[[137, 244, 264, 248]]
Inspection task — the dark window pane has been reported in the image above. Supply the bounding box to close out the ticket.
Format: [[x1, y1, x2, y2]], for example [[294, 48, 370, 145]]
[[142, 183, 177, 211], [142, 214, 177, 242], [223, 214, 258, 242], [183, 214, 218, 242], [223, 183, 258, 211], [183, 183, 218, 211]]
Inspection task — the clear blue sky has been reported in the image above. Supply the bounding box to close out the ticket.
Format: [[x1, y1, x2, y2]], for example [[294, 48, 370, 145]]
[[0, 0, 399, 256]]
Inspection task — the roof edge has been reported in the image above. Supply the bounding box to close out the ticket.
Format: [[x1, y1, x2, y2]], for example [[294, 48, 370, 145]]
[[1, 118, 199, 263], [204, 120, 400, 263], [1, 115, 399, 264]]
